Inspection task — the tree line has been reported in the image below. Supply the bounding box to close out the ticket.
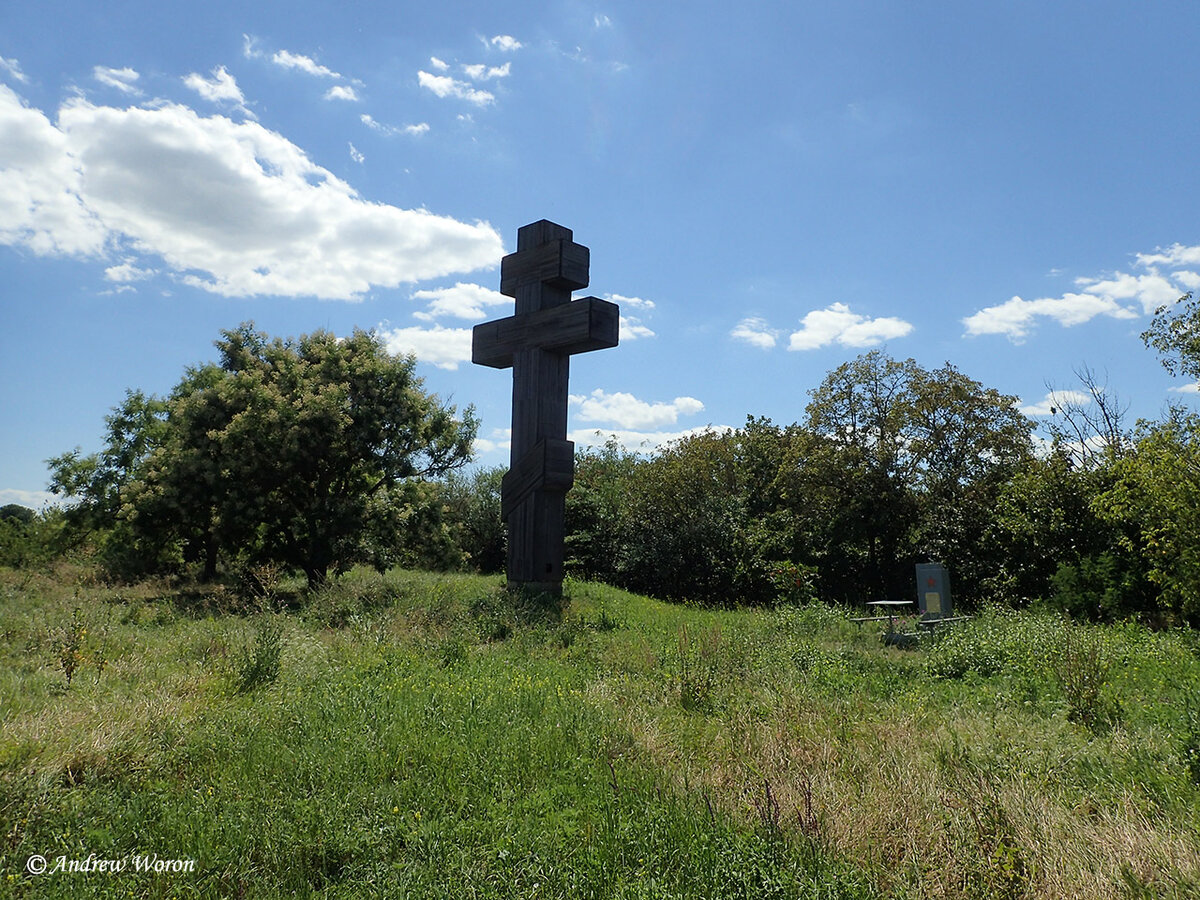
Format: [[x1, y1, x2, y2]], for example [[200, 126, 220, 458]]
[[3, 296, 1198, 625]]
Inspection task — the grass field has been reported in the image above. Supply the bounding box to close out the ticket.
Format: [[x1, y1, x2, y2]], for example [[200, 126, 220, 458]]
[[1, 565, 1199, 898]]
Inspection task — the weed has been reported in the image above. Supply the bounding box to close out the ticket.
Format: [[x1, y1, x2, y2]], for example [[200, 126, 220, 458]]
[[233, 617, 282, 693], [48, 607, 86, 685], [677, 623, 723, 712], [1055, 628, 1121, 732]]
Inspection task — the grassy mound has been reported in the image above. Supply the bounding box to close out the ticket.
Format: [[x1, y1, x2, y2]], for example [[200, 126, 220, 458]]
[[2, 566, 1199, 898]]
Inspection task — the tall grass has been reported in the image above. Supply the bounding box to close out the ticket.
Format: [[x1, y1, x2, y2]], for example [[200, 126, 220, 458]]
[[1, 567, 1198, 897]]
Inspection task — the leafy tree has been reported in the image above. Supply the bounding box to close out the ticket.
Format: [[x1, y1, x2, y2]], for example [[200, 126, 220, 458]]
[[441, 466, 506, 574], [1142, 292, 1200, 381], [49, 323, 477, 586], [1094, 412, 1200, 624], [566, 440, 640, 583], [0, 505, 35, 525], [801, 352, 1032, 605]]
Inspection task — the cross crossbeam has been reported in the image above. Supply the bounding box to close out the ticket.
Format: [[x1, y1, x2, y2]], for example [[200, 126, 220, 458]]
[[472, 220, 620, 596]]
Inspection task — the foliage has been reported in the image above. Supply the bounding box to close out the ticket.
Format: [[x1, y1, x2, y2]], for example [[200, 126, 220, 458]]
[[1142, 291, 1200, 381], [1094, 412, 1200, 624], [47, 323, 477, 586], [441, 465, 506, 573]]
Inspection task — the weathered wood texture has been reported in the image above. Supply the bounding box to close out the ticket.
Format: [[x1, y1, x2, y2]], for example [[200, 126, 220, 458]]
[[472, 220, 620, 596]]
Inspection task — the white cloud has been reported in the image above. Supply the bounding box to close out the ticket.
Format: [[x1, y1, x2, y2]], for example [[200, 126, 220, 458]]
[[377, 324, 473, 369], [183, 66, 254, 117], [620, 316, 655, 340], [730, 316, 780, 349], [462, 62, 511, 81], [361, 114, 429, 136], [962, 293, 1138, 341], [271, 49, 341, 80], [0, 57, 29, 83], [0, 488, 59, 509], [418, 71, 494, 106], [1169, 383, 1200, 394], [570, 389, 704, 430], [1019, 390, 1091, 416], [605, 292, 655, 310], [1074, 271, 1181, 315], [0, 85, 107, 256], [430, 57, 450, 72], [965, 246, 1199, 341], [0, 86, 502, 298], [1136, 243, 1200, 269], [324, 85, 359, 102], [473, 427, 512, 456], [412, 282, 508, 321], [595, 14, 613, 28], [348, 142, 364, 163], [104, 261, 155, 283], [93, 66, 141, 95], [569, 425, 733, 454], [489, 35, 523, 52], [788, 302, 913, 351]]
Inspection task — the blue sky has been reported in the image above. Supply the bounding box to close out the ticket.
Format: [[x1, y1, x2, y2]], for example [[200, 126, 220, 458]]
[[3, 0, 1200, 508]]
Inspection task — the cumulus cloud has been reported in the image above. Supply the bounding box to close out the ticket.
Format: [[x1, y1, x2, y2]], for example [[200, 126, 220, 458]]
[[569, 389, 704, 430], [0, 85, 502, 298], [0, 85, 107, 256], [788, 303, 913, 351], [730, 316, 780, 349], [599, 293, 656, 340], [377, 324, 473, 369], [473, 427, 512, 456], [183, 66, 254, 117], [325, 85, 359, 102], [412, 282, 508, 321], [489, 35, 523, 52], [965, 246, 1200, 341], [93, 66, 140, 94], [620, 316, 655, 340], [271, 49, 341, 79], [430, 57, 450, 72], [1169, 383, 1200, 394], [1019, 390, 1091, 416], [1137, 243, 1200, 269], [348, 142, 364, 163], [606, 292, 655, 310], [418, 71, 494, 105], [569, 425, 733, 454], [104, 261, 155, 283], [0, 488, 58, 509], [462, 62, 511, 81], [963, 293, 1137, 341]]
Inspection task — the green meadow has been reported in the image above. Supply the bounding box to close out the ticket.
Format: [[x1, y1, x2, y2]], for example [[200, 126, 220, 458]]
[[2, 565, 1199, 899]]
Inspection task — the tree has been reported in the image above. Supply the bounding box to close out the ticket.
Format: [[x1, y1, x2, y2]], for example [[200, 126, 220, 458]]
[[50, 323, 477, 586], [1094, 412, 1200, 624], [441, 466, 506, 574], [801, 352, 1033, 604], [1142, 292, 1200, 381]]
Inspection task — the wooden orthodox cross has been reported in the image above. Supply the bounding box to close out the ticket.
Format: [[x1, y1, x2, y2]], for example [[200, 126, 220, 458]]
[[472, 220, 620, 596]]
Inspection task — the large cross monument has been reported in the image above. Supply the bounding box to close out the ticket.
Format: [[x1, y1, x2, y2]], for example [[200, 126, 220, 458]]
[[472, 220, 619, 597]]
